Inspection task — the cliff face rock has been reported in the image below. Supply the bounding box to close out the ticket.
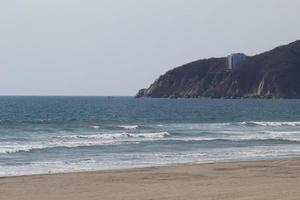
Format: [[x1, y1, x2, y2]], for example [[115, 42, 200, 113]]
[[136, 40, 300, 98]]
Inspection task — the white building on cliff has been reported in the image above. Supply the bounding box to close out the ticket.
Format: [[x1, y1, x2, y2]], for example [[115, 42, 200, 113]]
[[227, 53, 246, 70]]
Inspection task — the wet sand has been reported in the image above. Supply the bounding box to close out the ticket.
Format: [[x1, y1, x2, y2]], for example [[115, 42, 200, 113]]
[[1, 158, 300, 200]]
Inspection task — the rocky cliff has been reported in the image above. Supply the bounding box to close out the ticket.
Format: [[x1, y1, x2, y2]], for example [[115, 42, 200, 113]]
[[136, 40, 300, 98]]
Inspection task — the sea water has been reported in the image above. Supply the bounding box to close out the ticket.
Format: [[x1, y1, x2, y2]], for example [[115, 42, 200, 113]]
[[1, 96, 300, 176]]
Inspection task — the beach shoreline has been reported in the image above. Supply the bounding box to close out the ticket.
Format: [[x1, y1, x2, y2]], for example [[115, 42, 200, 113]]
[[1, 158, 300, 200], [0, 156, 299, 178]]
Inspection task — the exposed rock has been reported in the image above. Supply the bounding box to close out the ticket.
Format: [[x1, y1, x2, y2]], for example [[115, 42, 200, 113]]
[[136, 40, 300, 99]]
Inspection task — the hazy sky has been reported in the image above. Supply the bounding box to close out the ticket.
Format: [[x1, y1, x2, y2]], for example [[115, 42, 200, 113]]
[[1, 0, 300, 96]]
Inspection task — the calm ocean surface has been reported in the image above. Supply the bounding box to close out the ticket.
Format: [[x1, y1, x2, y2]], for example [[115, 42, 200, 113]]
[[1, 96, 300, 176]]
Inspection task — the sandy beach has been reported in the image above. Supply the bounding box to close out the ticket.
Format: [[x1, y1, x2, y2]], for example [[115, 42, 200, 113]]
[[1, 158, 300, 200]]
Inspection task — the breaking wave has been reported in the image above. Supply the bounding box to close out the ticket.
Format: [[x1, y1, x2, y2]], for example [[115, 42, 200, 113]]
[[239, 121, 300, 127], [0, 132, 170, 154], [54, 131, 170, 140], [161, 121, 300, 129], [173, 131, 300, 142], [118, 125, 139, 130]]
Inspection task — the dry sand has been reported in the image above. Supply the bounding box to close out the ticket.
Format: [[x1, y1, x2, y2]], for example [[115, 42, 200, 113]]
[[1, 158, 300, 200]]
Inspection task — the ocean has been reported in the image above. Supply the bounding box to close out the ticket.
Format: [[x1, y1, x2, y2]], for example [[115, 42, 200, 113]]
[[1, 96, 300, 176]]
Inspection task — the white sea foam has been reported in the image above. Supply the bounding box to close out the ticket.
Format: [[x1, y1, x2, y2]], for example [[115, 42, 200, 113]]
[[0, 140, 132, 154], [0, 132, 170, 154], [257, 131, 300, 141], [160, 121, 300, 130], [2, 128, 300, 155], [55, 131, 170, 140], [2, 121, 300, 177], [165, 130, 300, 142], [0, 143, 45, 154], [0, 158, 100, 177], [119, 125, 139, 130], [2, 129, 300, 155], [2, 145, 300, 177], [239, 121, 300, 127]]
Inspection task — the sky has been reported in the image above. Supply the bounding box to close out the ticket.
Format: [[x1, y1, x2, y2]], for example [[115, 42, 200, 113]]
[[1, 0, 300, 96]]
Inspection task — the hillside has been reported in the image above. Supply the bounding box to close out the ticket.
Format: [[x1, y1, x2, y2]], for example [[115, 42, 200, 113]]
[[136, 40, 300, 98]]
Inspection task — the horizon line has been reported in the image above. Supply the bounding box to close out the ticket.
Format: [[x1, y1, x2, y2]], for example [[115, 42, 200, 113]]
[[0, 95, 135, 97]]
